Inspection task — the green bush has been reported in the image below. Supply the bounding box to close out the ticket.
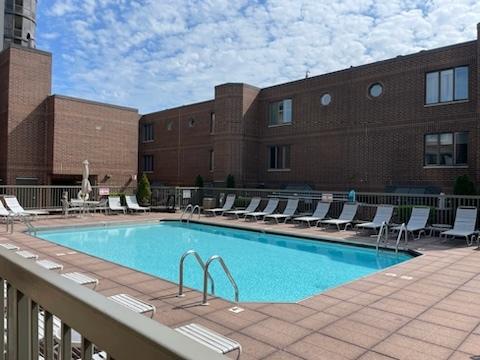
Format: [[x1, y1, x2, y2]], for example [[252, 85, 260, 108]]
[[136, 174, 152, 205], [195, 175, 204, 188], [226, 174, 235, 188], [453, 175, 476, 195]]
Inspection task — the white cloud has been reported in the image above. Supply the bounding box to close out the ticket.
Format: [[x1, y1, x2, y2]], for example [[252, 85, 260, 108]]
[[38, 0, 480, 113]]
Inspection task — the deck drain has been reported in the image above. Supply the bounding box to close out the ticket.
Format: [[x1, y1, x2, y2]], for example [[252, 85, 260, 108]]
[[229, 306, 244, 314], [400, 276, 413, 280], [56, 253, 66, 256], [67, 251, 77, 255], [384, 273, 397, 277]]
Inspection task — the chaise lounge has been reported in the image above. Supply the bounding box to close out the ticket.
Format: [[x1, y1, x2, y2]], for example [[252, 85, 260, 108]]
[[391, 207, 430, 240], [244, 198, 279, 221], [204, 194, 236, 216], [440, 206, 478, 246], [355, 205, 394, 234], [320, 203, 359, 230], [294, 201, 331, 227], [224, 197, 261, 219], [264, 198, 299, 224]]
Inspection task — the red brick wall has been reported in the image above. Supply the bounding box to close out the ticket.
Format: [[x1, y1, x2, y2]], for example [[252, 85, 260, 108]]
[[49, 96, 139, 187], [5, 46, 51, 184], [139, 101, 215, 186], [0, 48, 10, 183]]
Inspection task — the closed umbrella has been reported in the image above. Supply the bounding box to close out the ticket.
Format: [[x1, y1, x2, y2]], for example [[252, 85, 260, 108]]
[[79, 160, 92, 200]]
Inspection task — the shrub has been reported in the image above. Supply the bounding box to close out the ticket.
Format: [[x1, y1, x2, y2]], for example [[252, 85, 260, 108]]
[[195, 175, 204, 188], [453, 175, 476, 195], [136, 174, 152, 205], [226, 174, 235, 188]]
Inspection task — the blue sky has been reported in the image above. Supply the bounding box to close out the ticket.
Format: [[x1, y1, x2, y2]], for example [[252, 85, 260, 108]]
[[37, 0, 480, 114]]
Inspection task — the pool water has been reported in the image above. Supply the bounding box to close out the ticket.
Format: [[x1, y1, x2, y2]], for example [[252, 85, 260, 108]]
[[36, 221, 413, 302]]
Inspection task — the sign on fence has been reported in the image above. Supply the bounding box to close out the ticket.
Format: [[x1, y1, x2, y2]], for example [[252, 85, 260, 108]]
[[183, 189, 191, 199], [99, 188, 110, 196]]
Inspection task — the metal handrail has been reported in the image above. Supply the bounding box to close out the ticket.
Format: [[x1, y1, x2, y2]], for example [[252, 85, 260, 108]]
[[188, 205, 201, 222], [395, 223, 408, 253], [202, 256, 239, 305], [178, 250, 214, 297], [375, 221, 388, 252], [180, 204, 193, 221]]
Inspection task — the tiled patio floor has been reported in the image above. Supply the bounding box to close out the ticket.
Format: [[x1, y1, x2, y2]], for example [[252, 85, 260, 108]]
[[2, 213, 480, 360]]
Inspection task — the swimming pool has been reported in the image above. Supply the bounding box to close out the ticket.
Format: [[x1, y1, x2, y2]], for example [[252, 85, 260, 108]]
[[36, 221, 413, 302]]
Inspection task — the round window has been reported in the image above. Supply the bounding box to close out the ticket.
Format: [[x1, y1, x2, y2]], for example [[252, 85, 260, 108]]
[[166, 121, 173, 131], [320, 93, 332, 106], [188, 118, 195, 128], [369, 83, 383, 98]]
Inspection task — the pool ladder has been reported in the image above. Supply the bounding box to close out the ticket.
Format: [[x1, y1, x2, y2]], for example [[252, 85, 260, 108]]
[[376, 222, 408, 253], [180, 204, 201, 223], [177, 250, 239, 305]]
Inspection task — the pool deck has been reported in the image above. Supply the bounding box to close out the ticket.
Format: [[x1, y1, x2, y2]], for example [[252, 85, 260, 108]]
[[2, 212, 480, 359]]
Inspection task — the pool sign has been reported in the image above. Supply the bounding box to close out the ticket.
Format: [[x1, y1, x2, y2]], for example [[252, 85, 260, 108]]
[[99, 187, 110, 196], [183, 190, 191, 199]]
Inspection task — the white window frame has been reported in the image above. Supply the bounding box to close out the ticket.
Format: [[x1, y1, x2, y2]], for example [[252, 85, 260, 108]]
[[269, 99, 292, 127]]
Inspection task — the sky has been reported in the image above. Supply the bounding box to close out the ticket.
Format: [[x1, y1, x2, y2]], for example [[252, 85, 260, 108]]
[[37, 0, 480, 114]]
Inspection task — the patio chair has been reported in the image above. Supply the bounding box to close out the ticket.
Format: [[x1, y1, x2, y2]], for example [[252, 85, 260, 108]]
[[204, 194, 236, 216], [108, 294, 155, 318], [391, 207, 430, 240], [320, 203, 359, 230], [4, 196, 48, 218], [176, 323, 242, 358], [244, 198, 279, 221], [355, 205, 394, 233], [125, 195, 151, 213], [264, 198, 299, 224], [38, 312, 82, 354], [108, 196, 127, 214], [440, 206, 478, 246], [294, 201, 331, 227], [224, 197, 261, 219]]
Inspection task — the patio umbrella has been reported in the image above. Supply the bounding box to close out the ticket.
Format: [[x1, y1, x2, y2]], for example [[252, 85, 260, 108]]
[[79, 160, 92, 200]]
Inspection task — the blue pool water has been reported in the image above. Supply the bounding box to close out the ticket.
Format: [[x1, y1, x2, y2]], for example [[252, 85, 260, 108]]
[[36, 221, 413, 302]]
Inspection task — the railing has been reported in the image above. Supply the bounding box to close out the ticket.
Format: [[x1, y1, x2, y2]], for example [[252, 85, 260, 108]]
[[0, 186, 135, 210], [202, 256, 239, 305], [0, 247, 226, 360], [178, 250, 214, 297]]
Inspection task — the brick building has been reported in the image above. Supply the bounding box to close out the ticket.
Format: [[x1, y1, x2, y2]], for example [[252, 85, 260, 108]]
[[139, 25, 480, 193], [0, 45, 139, 187]]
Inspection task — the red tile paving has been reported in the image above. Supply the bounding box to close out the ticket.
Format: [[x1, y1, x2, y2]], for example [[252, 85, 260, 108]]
[[3, 212, 480, 359]]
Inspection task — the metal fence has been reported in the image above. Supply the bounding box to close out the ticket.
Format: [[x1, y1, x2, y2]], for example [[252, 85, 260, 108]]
[[0, 247, 225, 360], [151, 186, 480, 226]]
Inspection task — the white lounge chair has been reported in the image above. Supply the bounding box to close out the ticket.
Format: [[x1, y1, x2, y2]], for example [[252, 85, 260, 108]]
[[4, 196, 48, 217], [176, 323, 242, 358], [108, 294, 155, 318], [38, 312, 82, 350], [244, 198, 279, 221], [356, 205, 394, 233], [320, 203, 359, 230], [264, 198, 299, 224], [0, 243, 19, 250], [0, 201, 13, 227], [108, 196, 127, 214], [204, 194, 236, 216], [392, 207, 430, 240], [440, 206, 478, 246], [294, 202, 331, 227], [62, 272, 99, 289], [15, 250, 38, 259], [125, 195, 151, 213], [224, 197, 261, 219], [36, 259, 63, 271]]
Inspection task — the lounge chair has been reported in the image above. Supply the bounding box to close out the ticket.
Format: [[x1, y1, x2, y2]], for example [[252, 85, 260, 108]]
[[176, 323, 242, 358], [4, 196, 48, 217], [244, 198, 279, 221], [392, 207, 430, 240], [0, 200, 13, 226], [320, 203, 359, 230], [204, 194, 236, 216], [356, 205, 394, 233], [224, 197, 261, 219], [264, 198, 299, 224], [108, 196, 127, 214], [108, 294, 155, 318], [294, 202, 331, 227], [440, 206, 478, 246], [125, 195, 151, 213]]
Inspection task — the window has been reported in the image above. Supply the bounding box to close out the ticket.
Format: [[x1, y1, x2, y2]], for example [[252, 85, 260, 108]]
[[166, 121, 173, 131], [369, 83, 383, 98], [268, 145, 290, 170], [209, 150, 214, 171], [425, 66, 468, 104], [424, 132, 468, 166], [141, 124, 154, 142], [143, 155, 154, 172], [320, 93, 332, 106], [188, 118, 195, 128], [210, 112, 215, 134], [269, 99, 292, 126]]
